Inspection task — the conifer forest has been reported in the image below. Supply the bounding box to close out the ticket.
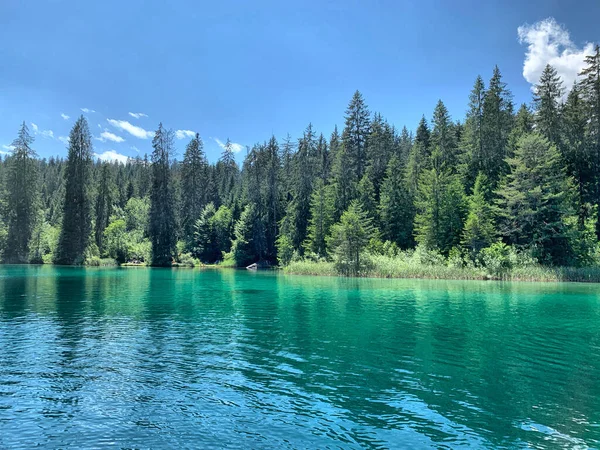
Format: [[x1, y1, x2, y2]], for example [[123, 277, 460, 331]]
[[5, 52, 600, 279]]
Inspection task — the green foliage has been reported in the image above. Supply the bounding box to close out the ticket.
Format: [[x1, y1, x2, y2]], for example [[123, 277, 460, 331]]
[[149, 124, 177, 266], [304, 179, 335, 258], [496, 133, 579, 265], [327, 201, 374, 276], [55, 116, 93, 265], [231, 203, 259, 267], [181, 133, 208, 246], [379, 155, 414, 248], [462, 172, 496, 257], [414, 152, 467, 255], [103, 219, 129, 263]]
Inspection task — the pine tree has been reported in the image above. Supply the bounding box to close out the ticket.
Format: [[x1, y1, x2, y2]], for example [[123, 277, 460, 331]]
[[327, 201, 375, 275], [149, 124, 177, 266], [481, 66, 514, 185], [265, 136, 281, 261], [55, 116, 93, 265], [496, 133, 578, 265], [431, 100, 458, 169], [462, 172, 496, 256], [304, 178, 334, 257], [218, 138, 239, 207], [357, 170, 378, 223], [366, 113, 394, 197], [461, 75, 485, 189], [342, 90, 371, 181], [562, 82, 592, 223], [379, 155, 414, 248], [4, 122, 39, 263], [579, 44, 600, 237], [533, 64, 564, 147], [406, 116, 431, 194], [414, 150, 467, 254], [95, 162, 114, 253], [181, 133, 208, 247], [331, 141, 356, 220]]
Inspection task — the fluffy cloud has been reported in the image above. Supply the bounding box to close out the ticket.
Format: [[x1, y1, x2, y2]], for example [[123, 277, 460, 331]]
[[2, 144, 15, 152], [213, 137, 244, 153], [175, 129, 196, 140], [107, 119, 154, 139], [96, 130, 125, 143], [31, 122, 54, 139], [128, 112, 148, 119], [81, 108, 96, 114], [58, 136, 70, 145], [61, 113, 70, 120], [518, 18, 595, 97], [94, 150, 129, 164]]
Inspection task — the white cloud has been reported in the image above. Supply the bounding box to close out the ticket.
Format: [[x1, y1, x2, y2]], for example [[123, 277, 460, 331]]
[[61, 113, 70, 120], [175, 129, 196, 140], [96, 130, 125, 143], [213, 137, 244, 153], [31, 123, 53, 139], [2, 144, 15, 152], [58, 136, 70, 145], [131, 146, 140, 153], [81, 108, 96, 114], [94, 150, 129, 164], [518, 18, 595, 98], [107, 119, 153, 139], [128, 112, 148, 119]]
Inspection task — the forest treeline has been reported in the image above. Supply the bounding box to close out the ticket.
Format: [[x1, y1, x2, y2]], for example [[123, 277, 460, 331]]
[[3, 46, 600, 276]]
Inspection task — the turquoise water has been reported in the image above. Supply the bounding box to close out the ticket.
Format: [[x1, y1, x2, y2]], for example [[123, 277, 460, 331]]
[[0, 265, 599, 448]]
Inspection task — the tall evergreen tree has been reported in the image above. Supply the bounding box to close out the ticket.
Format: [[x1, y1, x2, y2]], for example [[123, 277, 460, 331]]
[[461, 75, 485, 189], [496, 133, 578, 265], [181, 133, 208, 246], [562, 82, 592, 223], [533, 64, 564, 147], [94, 162, 114, 253], [149, 124, 177, 266], [304, 178, 334, 257], [379, 155, 414, 248], [342, 90, 371, 181], [481, 66, 514, 185], [579, 44, 600, 237], [4, 122, 39, 263], [218, 138, 239, 207], [55, 116, 94, 265], [431, 100, 458, 169], [462, 172, 496, 257]]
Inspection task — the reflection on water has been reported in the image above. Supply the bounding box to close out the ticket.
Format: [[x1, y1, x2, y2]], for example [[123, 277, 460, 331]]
[[0, 265, 599, 448]]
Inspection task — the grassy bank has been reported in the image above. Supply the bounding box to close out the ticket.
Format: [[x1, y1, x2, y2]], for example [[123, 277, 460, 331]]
[[284, 253, 600, 283]]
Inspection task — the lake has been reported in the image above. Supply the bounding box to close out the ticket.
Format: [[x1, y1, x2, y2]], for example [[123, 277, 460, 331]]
[[0, 265, 599, 448]]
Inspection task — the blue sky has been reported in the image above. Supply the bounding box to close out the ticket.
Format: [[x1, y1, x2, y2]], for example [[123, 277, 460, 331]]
[[1, 0, 598, 162]]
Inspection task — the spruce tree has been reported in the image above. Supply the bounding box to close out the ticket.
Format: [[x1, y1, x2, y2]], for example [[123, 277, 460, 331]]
[[55, 116, 93, 265], [562, 82, 592, 223], [496, 133, 578, 265], [149, 124, 177, 266], [533, 64, 564, 147], [181, 133, 208, 247], [579, 44, 600, 237], [218, 138, 239, 207], [481, 66, 514, 185], [431, 100, 458, 169], [414, 150, 467, 254], [461, 75, 485, 189], [342, 90, 371, 181], [4, 122, 39, 263], [379, 155, 414, 248], [304, 178, 334, 258], [95, 162, 114, 253], [462, 172, 496, 257], [327, 201, 374, 275]]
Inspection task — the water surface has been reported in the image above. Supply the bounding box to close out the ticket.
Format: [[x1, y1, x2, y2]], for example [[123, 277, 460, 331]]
[[1, 265, 599, 448]]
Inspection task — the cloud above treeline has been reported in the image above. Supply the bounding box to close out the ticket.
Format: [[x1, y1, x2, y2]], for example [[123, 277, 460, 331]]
[[128, 112, 148, 119], [94, 150, 129, 164], [175, 129, 195, 140], [107, 119, 154, 139], [213, 137, 244, 153], [518, 17, 595, 98]]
